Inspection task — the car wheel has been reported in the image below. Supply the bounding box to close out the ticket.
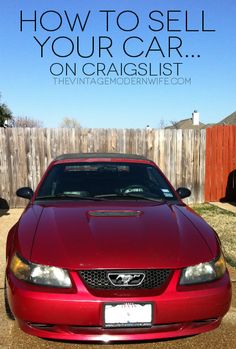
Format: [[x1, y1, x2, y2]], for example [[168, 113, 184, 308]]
[[4, 276, 15, 320]]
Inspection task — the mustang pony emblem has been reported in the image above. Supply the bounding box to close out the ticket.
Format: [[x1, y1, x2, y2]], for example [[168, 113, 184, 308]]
[[108, 273, 145, 286]]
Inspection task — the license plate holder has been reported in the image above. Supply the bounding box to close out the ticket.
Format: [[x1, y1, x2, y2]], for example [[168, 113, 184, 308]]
[[104, 302, 153, 328]]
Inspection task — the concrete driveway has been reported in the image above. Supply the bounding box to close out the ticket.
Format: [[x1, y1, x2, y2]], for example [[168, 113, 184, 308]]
[[1, 209, 236, 349]]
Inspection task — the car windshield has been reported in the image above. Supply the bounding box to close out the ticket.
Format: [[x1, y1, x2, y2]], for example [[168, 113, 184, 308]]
[[35, 162, 177, 201]]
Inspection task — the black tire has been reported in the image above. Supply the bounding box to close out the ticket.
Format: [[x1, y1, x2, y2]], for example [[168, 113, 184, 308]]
[[4, 276, 15, 320]]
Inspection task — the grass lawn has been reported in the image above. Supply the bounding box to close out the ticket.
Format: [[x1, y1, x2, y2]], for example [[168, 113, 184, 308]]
[[191, 203, 236, 267]]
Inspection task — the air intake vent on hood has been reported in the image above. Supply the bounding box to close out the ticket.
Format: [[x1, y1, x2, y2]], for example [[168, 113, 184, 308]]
[[88, 210, 142, 217]]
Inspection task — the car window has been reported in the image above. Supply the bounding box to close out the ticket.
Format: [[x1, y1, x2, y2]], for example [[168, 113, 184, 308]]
[[36, 162, 176, 200]]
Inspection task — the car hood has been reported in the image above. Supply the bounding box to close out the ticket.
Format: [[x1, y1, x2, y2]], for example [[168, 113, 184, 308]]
[[17, 202, 218, 270]]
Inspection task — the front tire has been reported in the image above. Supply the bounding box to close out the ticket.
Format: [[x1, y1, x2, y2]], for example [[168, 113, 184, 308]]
[[4, 276, 15, 320]]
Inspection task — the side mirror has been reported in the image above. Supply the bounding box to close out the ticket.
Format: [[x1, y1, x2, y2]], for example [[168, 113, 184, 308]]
[[176, 187, 191, 199], [16, 187, 34, 200]]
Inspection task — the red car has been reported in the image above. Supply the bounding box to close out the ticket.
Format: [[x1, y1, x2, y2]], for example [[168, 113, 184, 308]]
[[5, 153, 231, 342]]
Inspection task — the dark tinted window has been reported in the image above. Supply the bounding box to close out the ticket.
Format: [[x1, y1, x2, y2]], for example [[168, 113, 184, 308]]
[[36, 162, 176, 200]]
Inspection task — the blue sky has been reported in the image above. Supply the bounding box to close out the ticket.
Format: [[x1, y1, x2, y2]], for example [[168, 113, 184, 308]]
[[0, 0, 235, 128]]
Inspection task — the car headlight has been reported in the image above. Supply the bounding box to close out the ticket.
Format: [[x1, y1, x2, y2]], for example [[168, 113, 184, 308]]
[[180, 253, 226, 285], [10, 254, 72, 288]]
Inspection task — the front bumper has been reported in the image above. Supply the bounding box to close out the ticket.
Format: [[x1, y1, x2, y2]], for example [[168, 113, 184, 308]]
[[6, 269, 232, 342]]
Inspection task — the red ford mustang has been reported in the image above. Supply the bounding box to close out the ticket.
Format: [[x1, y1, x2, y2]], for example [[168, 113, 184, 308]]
[[5, 153, 232, 342]]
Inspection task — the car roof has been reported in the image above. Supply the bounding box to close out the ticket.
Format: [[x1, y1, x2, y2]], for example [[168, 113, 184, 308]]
[[54, 153, 150, 161]]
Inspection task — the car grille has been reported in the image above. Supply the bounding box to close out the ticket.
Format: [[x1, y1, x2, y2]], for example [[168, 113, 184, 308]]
[[79, 270, 171, 289]]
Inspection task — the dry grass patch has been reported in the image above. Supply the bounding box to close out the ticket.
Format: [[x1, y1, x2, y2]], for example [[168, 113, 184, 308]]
[[191, 204, 236, 267]]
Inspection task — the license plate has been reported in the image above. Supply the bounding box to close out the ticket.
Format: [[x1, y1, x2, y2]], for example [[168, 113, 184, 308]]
[[104, 302, 152, 328]]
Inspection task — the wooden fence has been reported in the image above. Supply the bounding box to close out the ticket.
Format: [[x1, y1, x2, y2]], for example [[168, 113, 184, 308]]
[[205, 125, 236, 202], [0, 128, 206, 207]]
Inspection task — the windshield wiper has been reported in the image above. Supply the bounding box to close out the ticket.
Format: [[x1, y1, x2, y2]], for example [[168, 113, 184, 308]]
[[94, 193, 167, 202], [35, 194, 105, 201], [36, 193, 170, 203]]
